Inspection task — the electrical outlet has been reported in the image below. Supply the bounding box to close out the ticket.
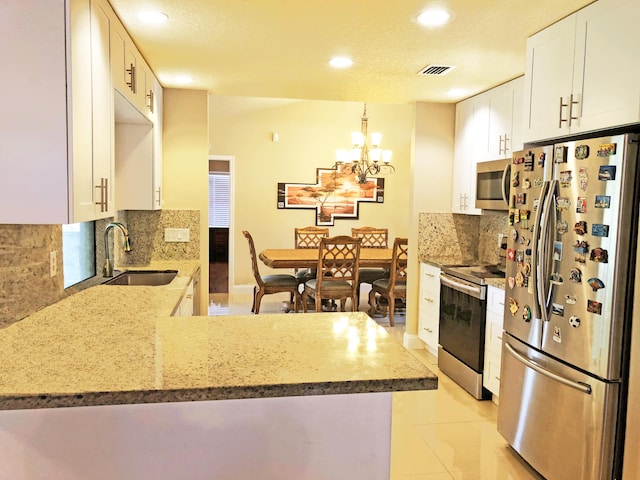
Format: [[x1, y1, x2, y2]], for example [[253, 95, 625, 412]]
[[50, 250, 57, 277], [164, 228, 190, 243]]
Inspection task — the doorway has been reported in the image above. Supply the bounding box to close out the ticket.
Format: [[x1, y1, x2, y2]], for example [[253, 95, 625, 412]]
[[208, 156, 232, 293]]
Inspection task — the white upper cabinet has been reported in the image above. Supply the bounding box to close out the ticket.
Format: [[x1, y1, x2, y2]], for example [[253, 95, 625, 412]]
[[523, 0, 640, 143], [0, 0, 113, 224], [452, 97, 482, 215], [452, 77, 523, 214], [485, 78, 524, 160]]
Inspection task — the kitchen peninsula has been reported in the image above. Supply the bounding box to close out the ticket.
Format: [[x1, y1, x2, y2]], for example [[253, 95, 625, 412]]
[[0, 261, 436, 479]]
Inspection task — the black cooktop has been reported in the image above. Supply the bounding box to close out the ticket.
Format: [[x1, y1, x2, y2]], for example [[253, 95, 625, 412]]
[[442, 264, 506, 285]]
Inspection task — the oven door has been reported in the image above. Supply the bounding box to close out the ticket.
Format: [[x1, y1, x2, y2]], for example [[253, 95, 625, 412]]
[[439, 273, 487, 373]]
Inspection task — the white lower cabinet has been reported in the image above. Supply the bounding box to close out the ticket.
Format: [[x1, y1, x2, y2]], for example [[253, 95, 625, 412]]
[[484, 285, 505, 401], [418, 263, 441, 356], [173, 278, 195, 317]]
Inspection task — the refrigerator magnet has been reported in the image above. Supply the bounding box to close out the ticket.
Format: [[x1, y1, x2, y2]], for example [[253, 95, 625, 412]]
[[550, 273, 564, 285], [516, 193, 527, 205], [533, 178, 544, 188], [569, 316, 581, 328], [557, 197, 571, 210], [522, 178, 531, 189], [576, 197, 587, 214], [587, 300, 603, 315], [554, 145, 567, 163], [516, 271, 525, 287], [560, 170, 572, 188], [522, 305, 532, 322], [507, 248, 516, 261], [565, 294, 577, 304], [557, 220, 569, 235], [574, 221, 587, 235], [511, 229, 519, 242], [578, 167, 589, 190], [595, 195, 611, 208], [590, 248, 608, 263], [592, 224, 609, 237], [552, 303, 565, 316], [553, 326, 562, 343], [597, 143, 617, 156], [553, 241, 563, 260], [569, 268, 582, 283], [512, 171, 520, 187], [524, 152, 534, 171], [573, 240, 589, 254], [587, 278, 605, 292], [509, 298, 519, 316], [537, 152, 546, 166], [598, 165, 616, 181], [508, 277, 515, 289], [575, 144, 590, 159]]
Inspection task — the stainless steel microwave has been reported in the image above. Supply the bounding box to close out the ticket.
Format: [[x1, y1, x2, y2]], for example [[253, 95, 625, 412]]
[[475, 159, 510, 210]]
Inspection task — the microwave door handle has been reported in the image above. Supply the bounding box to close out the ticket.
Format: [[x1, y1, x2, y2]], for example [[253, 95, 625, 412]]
[[501, 163, 510, 205]]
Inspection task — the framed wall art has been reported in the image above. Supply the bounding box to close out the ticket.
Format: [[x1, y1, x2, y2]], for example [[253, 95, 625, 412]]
[[277, 165, 384, 226]]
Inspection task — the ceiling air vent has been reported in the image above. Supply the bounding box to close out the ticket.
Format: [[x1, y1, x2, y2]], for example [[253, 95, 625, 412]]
[[418, 64, 455, 76]]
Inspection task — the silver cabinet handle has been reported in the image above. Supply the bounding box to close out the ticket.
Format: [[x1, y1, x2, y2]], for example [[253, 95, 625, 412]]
[[559, 96, 568, 127], [505, 342, 592, 394], [568, 94, 579, 126]]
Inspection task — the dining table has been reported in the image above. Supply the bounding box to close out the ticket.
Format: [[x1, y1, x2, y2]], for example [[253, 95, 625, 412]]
[[259, 248, 393, 270]]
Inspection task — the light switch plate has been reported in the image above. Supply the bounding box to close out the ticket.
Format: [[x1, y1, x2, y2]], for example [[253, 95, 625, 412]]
[[164, 228, 190, 242]]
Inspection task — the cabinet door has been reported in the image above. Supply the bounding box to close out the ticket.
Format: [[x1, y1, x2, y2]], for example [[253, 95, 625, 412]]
[[87, 0, 113, 221], [486, 83, 511, 160], [152, 79, 164, 209], [572, 0, 640, 133], [523, 14, 576, 143], [418, 263, 441, 354], [452, 98, 481, 215], [0, 0, 69, 223]]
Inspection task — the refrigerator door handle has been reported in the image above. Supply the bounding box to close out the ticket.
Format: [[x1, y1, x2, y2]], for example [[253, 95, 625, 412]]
[[531, 181, 550, 320], [504, 342, 592, 394], [537, 180, 558, 323]]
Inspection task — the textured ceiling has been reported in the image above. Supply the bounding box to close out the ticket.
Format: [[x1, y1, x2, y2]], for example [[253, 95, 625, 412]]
[[108, 0, 594, 104]]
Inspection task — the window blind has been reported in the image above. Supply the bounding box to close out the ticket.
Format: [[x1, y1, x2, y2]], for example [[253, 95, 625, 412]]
[[209, 173, 230, 227]]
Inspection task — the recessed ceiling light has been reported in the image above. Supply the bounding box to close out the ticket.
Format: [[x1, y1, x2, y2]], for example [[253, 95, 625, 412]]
[[417, 8, 451, 28], [447, 88, 467, 98], [137, 11, 168, 24], [174, 75, 193, 85], [329, 57, 353, 68]]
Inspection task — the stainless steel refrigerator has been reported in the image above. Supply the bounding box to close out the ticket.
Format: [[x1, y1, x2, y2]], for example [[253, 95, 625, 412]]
[[498, 133, 640, 480]]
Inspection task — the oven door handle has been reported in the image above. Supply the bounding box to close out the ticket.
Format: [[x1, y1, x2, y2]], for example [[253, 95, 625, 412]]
[[440, 274, 484, 299]]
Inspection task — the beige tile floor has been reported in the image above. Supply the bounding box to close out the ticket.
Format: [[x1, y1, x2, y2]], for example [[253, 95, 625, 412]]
[[208, 291, 544, 480]]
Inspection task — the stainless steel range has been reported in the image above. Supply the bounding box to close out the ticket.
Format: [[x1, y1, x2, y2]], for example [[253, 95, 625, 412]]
[[438, 264, 505, 399]]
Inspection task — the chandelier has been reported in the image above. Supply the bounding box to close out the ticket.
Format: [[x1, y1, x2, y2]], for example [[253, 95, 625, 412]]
[[334, 104, 394, 184]]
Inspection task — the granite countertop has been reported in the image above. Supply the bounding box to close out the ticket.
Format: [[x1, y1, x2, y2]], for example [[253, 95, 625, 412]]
[[485, 277, 507, 290], [0, 261, 437, 410]]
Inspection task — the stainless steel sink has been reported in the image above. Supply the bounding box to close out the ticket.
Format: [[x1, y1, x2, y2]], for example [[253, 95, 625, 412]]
[[103, 270, 178, 286]]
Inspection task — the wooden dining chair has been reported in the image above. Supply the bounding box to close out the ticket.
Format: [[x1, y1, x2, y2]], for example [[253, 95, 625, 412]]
[[351, 226, 389, 308], [302, 235, 361, 313], [368, 237, 408, 326], [243, 231, 300, 314]]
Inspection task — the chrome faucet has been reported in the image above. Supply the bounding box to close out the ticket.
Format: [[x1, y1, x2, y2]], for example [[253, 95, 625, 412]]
[[103, 222, 132, 277]]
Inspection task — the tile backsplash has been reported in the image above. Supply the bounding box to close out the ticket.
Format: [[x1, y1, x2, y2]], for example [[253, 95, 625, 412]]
[[0, 210, 200, 327], [418, 211, 507, 265]]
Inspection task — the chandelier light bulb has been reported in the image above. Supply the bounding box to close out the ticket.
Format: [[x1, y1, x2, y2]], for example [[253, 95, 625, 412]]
[[336, 149, 350, 163], [333, 103, 395, 184]]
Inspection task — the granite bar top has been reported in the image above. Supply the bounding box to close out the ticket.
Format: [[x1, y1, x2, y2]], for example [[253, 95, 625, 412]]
[[0, 262, 437, 410]]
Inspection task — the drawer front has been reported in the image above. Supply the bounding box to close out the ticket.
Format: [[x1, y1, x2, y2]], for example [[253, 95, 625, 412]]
[[420, 263, 441, 289], [486, 313, 504, 355], [487, 285, 505, 314], [419, 315, 439, 353], [483, 351, 502, 394]]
